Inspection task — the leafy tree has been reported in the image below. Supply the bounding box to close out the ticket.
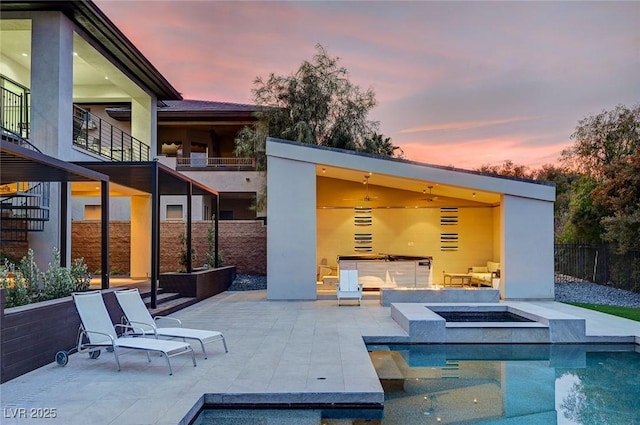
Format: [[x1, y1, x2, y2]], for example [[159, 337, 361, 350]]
[[234, 44, 397, 169], [362, 132, 404, 158], [534, 164, 582, 241], [561, 104, 640, 177], [477, 160, 533, 179], [561, 175, 608, 243], [561, 104, 640, 250], [476, 161, 581, 241], [596, 147, 640, 252]]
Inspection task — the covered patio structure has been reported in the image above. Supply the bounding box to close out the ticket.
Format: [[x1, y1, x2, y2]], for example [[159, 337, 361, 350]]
[[0, 139, 110, 280], [74, 161, 220, 308], [266, 138, 556, 301]]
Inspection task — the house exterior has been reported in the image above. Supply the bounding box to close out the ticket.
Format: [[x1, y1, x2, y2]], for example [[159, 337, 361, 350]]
[[266, 138, 556, 301], [67, 99, 268, 275], [0, 1, 189, 277], [1, 1, 266, 278], [83, 99, 266, 221]]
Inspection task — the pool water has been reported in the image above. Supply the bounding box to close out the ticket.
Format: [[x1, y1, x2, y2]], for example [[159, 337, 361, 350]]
[[192, 344, 640, 425], [369, 344, 640, 425], [434, 310, 535, 322]]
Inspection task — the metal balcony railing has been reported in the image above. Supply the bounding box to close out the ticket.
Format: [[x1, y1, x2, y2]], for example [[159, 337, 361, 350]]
[[1, 86, 29, 138], [176, 156, 256, 170], [72, 105, 150, 161]]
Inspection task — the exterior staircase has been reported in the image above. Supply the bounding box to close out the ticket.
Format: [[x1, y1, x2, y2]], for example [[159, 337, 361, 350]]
[[139, 288, 199, 316], [0, 128, 51, 244]]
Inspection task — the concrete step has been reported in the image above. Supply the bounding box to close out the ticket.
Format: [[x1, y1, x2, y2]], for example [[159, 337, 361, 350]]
[[148, 296, 199, 317], [141, 291, 182, 307], [138, 289, 199, 317]]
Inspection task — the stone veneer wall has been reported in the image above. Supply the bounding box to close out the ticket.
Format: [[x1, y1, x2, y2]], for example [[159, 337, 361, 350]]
[[70, 220, 266, 275], [71, 221, 131, 275]]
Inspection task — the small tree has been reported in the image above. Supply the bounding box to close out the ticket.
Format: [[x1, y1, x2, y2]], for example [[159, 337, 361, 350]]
[[205, 216, 223, 268], [235, 44, 398, 168], [178, 232, 196, 272]]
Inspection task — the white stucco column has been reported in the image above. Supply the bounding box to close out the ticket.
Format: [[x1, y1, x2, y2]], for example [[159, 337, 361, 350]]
[[131, 195, 152, 279], [500, 194, 555, 300], [28, 12, 74, 269], [266, 156, 317, 300], [131, 94, 156, 159], [30, 12, 74, 157]]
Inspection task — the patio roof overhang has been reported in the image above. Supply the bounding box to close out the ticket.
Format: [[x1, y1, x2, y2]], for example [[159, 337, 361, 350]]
[[73, 161, 219, 197], [267, 137, 556, 203], [73, 161, 220, 308], [1, 140, 109, 185], [1, 139, 110, 280]]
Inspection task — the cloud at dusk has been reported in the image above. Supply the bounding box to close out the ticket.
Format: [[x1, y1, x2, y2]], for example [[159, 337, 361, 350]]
[[94, 0, 640, 169]]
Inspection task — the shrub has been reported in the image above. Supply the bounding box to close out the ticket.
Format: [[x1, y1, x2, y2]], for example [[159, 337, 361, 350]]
[[1, 248, 92, 306], [42, 248, 73, 301], [70, 257, 92, 292], [0, 259, 31, 308], [18, 248, 42, 300]]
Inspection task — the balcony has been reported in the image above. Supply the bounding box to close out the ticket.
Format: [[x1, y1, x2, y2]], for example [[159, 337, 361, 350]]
[[176, 156, 256, 171], [72, 105, 150, 161]]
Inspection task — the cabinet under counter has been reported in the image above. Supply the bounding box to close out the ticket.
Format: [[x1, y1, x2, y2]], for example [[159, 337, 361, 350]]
[[337, 254, 433, 289]]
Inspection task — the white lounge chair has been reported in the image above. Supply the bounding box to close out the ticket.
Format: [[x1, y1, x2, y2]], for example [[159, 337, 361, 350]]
[[336, 269, 363, 305], [71, 290, 196, 375], [115, 288, 227, 359]]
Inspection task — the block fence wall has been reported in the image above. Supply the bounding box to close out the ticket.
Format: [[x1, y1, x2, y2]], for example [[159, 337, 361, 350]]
[[69, 220, 266, 275]]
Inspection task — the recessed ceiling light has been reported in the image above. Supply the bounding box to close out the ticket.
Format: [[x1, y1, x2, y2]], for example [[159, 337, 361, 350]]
[[73, 52, 78, 56], [104, 76, 109, 80], [21, 52, 28, 57]]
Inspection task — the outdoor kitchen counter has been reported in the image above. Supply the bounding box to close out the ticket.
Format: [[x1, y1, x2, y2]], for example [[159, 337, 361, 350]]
[[337, 254, 433, 288]]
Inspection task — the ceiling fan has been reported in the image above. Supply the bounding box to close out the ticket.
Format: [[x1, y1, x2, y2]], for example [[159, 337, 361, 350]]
[[420, 186, 440, 202], [363, 175, 372, 202], [340, 175, 378, 202]]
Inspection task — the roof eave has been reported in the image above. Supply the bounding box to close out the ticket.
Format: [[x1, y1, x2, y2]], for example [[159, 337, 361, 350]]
[[1, 0, 182, 100]]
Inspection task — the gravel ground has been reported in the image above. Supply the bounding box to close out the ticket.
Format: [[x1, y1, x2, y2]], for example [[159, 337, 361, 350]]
[[554, 282, 640, 308], [229, 274, 640, 308], [228, 274, 267, 291]]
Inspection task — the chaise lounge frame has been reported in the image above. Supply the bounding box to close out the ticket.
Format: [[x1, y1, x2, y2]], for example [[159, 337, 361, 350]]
[[72, 291, 196, 375], [115, 288, 228, 359]]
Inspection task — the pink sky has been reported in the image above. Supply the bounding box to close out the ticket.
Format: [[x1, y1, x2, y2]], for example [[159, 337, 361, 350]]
[[96, 0, 639, 169]]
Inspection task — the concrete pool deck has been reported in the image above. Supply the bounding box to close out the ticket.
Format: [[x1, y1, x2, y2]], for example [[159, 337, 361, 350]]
[[1, 290, 639, 424]]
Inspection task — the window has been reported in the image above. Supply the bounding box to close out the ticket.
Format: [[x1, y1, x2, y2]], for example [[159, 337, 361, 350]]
[[220, 210, 233, 220], [84, 205, 101, 220], [166, 204, 183, 220]]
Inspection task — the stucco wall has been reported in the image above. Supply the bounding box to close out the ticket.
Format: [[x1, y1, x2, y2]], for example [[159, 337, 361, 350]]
[[501, 195, 555, 299], [267, 157, 317, 300]]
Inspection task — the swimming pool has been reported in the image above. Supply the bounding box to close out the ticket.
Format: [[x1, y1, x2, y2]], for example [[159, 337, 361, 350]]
[[192, 344, 640, 425]]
